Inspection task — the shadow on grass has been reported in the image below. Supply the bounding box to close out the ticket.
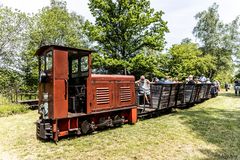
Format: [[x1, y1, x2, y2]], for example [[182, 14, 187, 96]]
[[178, 107, 240, 159]]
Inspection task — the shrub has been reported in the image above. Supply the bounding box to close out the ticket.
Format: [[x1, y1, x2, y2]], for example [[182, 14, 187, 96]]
[[0, 104, 28, 117]]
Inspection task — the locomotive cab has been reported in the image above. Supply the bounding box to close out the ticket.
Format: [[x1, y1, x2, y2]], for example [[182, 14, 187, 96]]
[[68, 51, 89, 114], [36, 45, 92, 120]]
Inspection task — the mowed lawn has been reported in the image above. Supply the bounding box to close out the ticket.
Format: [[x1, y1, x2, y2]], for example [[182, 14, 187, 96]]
[[1, 91, 240, 160]]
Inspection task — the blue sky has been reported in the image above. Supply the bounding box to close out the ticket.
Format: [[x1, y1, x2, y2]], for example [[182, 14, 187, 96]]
[[1, 0, 240, 49]]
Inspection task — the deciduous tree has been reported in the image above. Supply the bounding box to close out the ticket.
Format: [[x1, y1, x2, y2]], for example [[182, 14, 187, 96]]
[[166, 43, 215, 80], [21, 0, 88, 91], [193, 3, 239, 79], [0, 6, 29, 68], [85, 0, 168, 74]]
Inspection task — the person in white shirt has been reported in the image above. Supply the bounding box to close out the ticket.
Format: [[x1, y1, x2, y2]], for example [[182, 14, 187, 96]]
[[199, 74, 207, 83], [135, 75, 151, 104]]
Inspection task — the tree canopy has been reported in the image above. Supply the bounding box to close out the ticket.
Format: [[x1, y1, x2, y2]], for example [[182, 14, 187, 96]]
[[165, 42, 215, 80], [29, 0, 88, 49], [19, 0, 89, 91], [0, 6, 29, 68], [0, 0, 88, 92], [85, 0, 168, 74], [193, 3, 239, 80]]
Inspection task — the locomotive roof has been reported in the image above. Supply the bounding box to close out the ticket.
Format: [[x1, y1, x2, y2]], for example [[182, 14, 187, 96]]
[[35, 45, 95, 56]]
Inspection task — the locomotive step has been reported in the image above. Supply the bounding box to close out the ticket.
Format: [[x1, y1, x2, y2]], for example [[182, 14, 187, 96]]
[[68, 128, 79, 132]]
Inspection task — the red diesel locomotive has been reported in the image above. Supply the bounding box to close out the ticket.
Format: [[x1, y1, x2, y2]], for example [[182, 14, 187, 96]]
[[36, 45, 137, 141]]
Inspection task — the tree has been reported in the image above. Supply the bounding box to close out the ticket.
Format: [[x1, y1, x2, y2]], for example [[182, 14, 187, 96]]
[[0, 6, 29, 68], [166, 43, 215, 80], [0, 68, 22, 97], [28, 0, 88, 49], [193, 3, 239, 79], [85, 0, 168, 74], [20, 0, 88, 91], [0, 6, 30, 94], [129, 52, 165, 79], [181, 38, 192, 44]]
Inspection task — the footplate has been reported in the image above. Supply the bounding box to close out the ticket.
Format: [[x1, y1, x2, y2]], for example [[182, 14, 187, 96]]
[[36, 120, 52, 140]]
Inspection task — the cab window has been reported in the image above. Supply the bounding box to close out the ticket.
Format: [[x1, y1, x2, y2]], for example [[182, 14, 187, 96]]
[[39, 56, 45, 72], [46, 51, 52, 70], [72, 59, 79, 73], [81, 56, 88, 72]]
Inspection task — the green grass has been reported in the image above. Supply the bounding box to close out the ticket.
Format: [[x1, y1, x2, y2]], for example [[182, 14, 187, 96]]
[[0, 91, 240, 160], [0, 95, 28, 117]]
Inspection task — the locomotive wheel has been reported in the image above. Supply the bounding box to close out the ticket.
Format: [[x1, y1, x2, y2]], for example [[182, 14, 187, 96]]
[[113, 115, 124, 127], [81, 120, 90, 134]]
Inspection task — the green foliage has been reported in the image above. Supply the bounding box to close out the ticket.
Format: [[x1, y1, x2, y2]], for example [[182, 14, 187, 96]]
[[193, 3, 239, 79], [0, 68, 22, 94], [20, 50, 39, 91], [234, 71, 240, 81], [0, 0, 89, 93], [92, 53, 129, 74], [129, 53, 164, 79], [20, 0, 89, 91], [29, 0, 87, 49], [85, 0, 168, 73], [215, 70, 233, 84], [0, 95, 28, 117], [166, 43, 215, 80], [193, 3, 221, 54], [1, 0, 239, 94], [0, 6, 29, 68], [0, 103, 28, 117]]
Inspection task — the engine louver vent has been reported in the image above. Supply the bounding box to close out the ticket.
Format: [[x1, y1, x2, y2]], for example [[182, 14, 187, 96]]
[[120, 86, 131, 102], [96, 87, 110, 105]]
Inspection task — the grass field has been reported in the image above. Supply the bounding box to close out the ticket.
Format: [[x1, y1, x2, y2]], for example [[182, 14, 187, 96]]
[[0, 91, 240, 160]]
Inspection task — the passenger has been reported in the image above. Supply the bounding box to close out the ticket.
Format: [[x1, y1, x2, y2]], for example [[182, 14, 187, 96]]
[[173, 77, 179, 83], [164, 76, 173, 84], [152, 77, 160, 84], [225, 82, 229, 92], [216, 80, 221, 91], [159, 77, 165, 82], [211, 81, 218, 97], [234, 80, 240, 95], [187, 75, 195, 84], [199, 74, 207, 83], [206, 78, 211, 84], [194, 76, 201, 84], [135, 75, 151, 104]]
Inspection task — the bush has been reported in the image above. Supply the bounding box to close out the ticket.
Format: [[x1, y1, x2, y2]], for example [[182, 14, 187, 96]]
[[0, 104, 28, 117]]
